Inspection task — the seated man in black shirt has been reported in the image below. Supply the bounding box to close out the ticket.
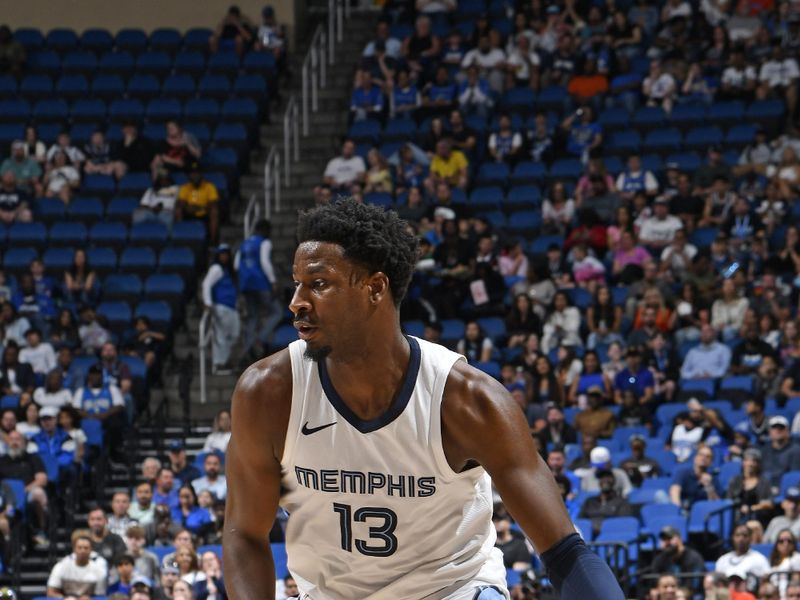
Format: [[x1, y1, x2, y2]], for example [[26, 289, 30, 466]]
[[731, 324, 779, 375], [0, 430, 48, 546], [578, 469, 634, 536], [0, 170, 31, 224], [650, 526, 705, 592], [492, 503, 531, 571]]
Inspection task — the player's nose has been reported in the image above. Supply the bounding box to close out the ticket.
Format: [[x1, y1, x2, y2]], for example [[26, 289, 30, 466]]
[[289, 284, 312, 316]]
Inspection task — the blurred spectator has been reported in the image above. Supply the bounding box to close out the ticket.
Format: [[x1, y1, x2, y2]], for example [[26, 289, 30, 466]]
[[129, 481, 156, 526], [580, 446, 632, 497], [154, 562, 180, 600], [525, 112, 554, 164], [715, 524, 769, 580], [0, 430, 48, 546], [16, 401, 40, 437], [638, 198, 683, 249], [20, 327, 56, 378], [579, 468, 634, 536], [726, 448, 773, 529], [670, 444, 721, 509], [255, 5, 285, 66], [620, 434, 661, 485], [531, 355, 564, 409], [1, 140, 42, 197], [321, 139, 366, 196], [613, 346, 655, 406], [425, 139, 468, 193], [391, 69, 421, 119], [364, 149, 393, 194], [670, 398, 732, 462], [506, 34, 540, 90], [202, 244, 239, 375], [107, 554, 136, 595], [573, 387, 615, 438], [57, 406, 85, 465], [24, 126, 46, 164], [492, 504, 531, 570], [151, 121, 201, 180], [33, 369, 73, 409], [712, 279, 749, 341], [210, 4, 254, 55], [542, 181, 576, 235], [171, 485, 212, 535], [71, 365, 126, 460], [46, 531, 108, 597], [538, 406, 577, 447], [83, 130, 126, 179], [194, 550, 227, 599], [0, 343, 36, 407], [456, 321, 493, 363], [78, 305, 112, 355], [561, 106, 602, 162], [88, 504, 127, 567], [680, 324, 731, 380], [764, 487, 800, 543], [167, 440, 202, 486], [113, 120, 153, 173], [401, 15, 441, 82], [13, 273, 56, 334], [0, 24, 24, 76], [134, 170, 179, 227], [739, 397, 769, 446], [0, 171, 32, 224], [141, 457, 161, 484], [108, 491, 138, 538], [30, 404, 75, 475], [363, 19, 401, 60], [50, 308, 81, 350], [1, 302, 31, 347], [617, 155, 659, 202], [542, 292, 581, 353], [650, 525, 706, 579], [153, 468, 180, 509], [461, 33, 506, 93], [202, 409, 231, 454], [642, 60, 677, 112], [350, 69, 385, 123], [488, 114, 523, 165], [176, 162, 220, 246], [761, 416, 800, 487], [63, 249, 97, 306], [731, 324, 777, 375], [124, 525, 160, 582]]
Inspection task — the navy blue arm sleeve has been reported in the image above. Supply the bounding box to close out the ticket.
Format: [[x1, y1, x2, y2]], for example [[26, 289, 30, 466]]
[[540, 533, 625, 600]]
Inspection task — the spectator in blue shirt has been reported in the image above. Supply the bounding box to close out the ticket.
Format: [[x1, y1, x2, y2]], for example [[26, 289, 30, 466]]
[[613, 346, 655, 406], [171, 484, 212, 535], [669, 444, 721, 510], [12, 273, 56, 336], [422, 65, 457, 118], [391, 69, 420, 120], [680, 323, 732, 380], [561, 106, 603, 161], [30, 405, 75, 469], [349, 70, 384, 124], [153, 467, 180, 509]]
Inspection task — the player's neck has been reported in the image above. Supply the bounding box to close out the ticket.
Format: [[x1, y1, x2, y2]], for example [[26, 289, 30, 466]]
[[324, 329, 411, 420]]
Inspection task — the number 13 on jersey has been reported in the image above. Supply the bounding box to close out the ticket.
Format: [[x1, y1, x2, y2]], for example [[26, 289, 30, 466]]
[[333, 503, 398, 557]]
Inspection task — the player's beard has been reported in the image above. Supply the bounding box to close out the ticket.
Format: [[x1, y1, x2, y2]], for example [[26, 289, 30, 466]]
[[304, 344, 332, 362]]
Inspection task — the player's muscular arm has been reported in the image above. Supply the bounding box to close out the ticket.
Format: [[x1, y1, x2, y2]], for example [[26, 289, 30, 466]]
[[441, 362, 625, 600], [224, 350, 292, 600], [441, 362, 574, 552]]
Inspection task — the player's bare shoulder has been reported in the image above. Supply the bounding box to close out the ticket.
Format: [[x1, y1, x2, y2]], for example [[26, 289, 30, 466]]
[[230, 348, 294, 457]]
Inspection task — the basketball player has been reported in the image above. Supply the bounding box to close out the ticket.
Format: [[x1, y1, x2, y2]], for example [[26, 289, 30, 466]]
[[224, 199, 623, 599]]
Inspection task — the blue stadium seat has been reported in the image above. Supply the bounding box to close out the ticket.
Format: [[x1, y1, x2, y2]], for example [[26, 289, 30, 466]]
[[537, 85, 566, 111], [0, 75, 17, 99], [474, 361, 501, 378], [70, 99, 106, 122], [114, 29, 148, 54], [0, 99, 29, 124], [666, 152, 701, 173], [510, 161, 545, 185], [718, 461, 741, 491], [42, 246, 74, 271], [402, 320, 426, 338], [271, 324, 299, 351], [130, 222, 169, 248], [120, 247, 157, 275], [780, 471, 800, 498], [120, 356, 147, 381], [655, 403, 686, 431], [117, 173, 152, 197], [633, 106, 666, 130], [149, 28, 182, 54], [55, 74, 89, 100], [20, 74, 53, 98], [626, 488, 663, 505], [500, 87, 536, 113], [506, 210, 541, 234], [670, 104, 706, 128], [213, 123, 248, 153], [106, 196, 140, 223], [208, 51, 240, 74], [135, 301, 172, 327], [709, 101, 745, 124], [204, 147, 238, 173], [79, 28, 113, 53], [97, 50, 136, 77], [108, 98, 145, 123], [0, 395, 19, 410], [529, 234, 564, 255], [746, 99, 784, 121], [685, 126, 723, 151], [96, 301, 132, 331], [477, 163, 510, 186], [469, 186, 503, 211], [162, 74, 197, 99], [574, 518, 594, 541], [607, 130, 642, 154], [49, 222, 88, 246], [440, 319, 466, 344], [174, 51, 206, 76], [348, 119, 381, 144], [82, 174, 116, 198], [477, 317, 506, 341], [719, 375, 752, 393], [33, 98, 69, 121], [86, 247, 117, 274], [61, 51, 97, 74], [146, 98, 183, 122], [233, 74, 268, 100], [103, 274, 143, 302], [127, 74, 161, 101], [171, 221, 207, 247], [364, 192, 393, 209], [598, 107, 631, 129], [5, 479, 27, 516], [198, 74, 232, 99], [726, 124, 756, 148], [158, 246, 196, 277], [688, 499, 734, 539], [643, 127, 682, 152], [27, 50, 60, 77], [184, 98, 220, 124], [69, 123, 100, 145], [9, 222, 47, 248], [2, 247, 37, 273], [144, 274, 185, 304], [14, 28, 45, 51], [46, 28, 79, 52], [680, 378, 715, 399], [35, 197, 66, 223], [136, 51, 172, 76], [242, 51, 276, 75], [90, 222, 128, 248], [184, 28, 214, 52], [506, 184, 541, 210], [92, 74, 126, 100]]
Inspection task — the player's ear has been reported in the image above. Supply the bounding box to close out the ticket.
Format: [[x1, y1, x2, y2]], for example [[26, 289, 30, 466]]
[[367, 272, 390, 304]]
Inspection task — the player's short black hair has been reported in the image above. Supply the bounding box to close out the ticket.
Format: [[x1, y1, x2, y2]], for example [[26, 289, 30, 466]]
[[297, 198, 418, 306]]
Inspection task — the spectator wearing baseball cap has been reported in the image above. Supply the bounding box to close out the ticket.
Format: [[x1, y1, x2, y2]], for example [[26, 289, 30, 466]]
[[580, 446, 632, 498], [578, 467, 634, 536], [761, 415, 800, 487], [650, 525, 705, 585], [619, 433, 661, 487], [764, 487, 800, 543], [167, 440, 202, 486]]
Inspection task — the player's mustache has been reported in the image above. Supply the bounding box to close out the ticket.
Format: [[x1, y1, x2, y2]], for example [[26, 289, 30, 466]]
[[293, 317, 316, 326]]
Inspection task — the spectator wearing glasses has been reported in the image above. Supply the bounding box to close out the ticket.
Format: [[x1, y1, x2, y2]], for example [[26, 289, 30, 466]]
[[768, 528, 800, 598]]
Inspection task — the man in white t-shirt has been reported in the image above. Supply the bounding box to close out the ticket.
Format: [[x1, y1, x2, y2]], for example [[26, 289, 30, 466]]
[[46, 532, 108, 597], [616, 155, 659, 201], [19, 327, 56, 377], [659, 228, 697, 279], [639, 197, 683, 249], [721, 48, 757, 101], [642, 60, 677, 112], [758, 42, 799, 118], [461, 34, 506, 92], [322, 139, 366, 195], [714, 524, 770, 580]]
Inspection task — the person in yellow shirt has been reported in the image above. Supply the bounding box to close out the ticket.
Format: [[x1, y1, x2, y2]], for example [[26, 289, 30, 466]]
[[176, 163, 220, 244], [424, 139, 468, 194]]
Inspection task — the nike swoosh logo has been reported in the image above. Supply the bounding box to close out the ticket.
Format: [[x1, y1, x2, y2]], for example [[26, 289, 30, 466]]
[[301, 421, 337, 435]]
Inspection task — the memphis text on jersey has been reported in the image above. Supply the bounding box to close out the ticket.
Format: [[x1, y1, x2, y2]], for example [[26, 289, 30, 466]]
[[294, 466, 437, 498]]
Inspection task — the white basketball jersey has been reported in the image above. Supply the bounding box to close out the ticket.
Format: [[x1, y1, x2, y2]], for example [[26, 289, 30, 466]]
[[280, 336, 509, 600]]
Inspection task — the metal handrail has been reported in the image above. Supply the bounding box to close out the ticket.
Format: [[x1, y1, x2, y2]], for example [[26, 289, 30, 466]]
[[264, 145, 281, 218], [198, 308, 213, 404], [283, 95, 300, 186], [301, 25, 327, 136], [243, 192, 260, 238]]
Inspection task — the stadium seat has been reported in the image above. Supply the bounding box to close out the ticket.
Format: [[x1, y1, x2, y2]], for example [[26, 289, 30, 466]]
[[103, 274, 143, 303], [184, 28, 215, 52], [149, 28, 182, 53], [688, 499, 734, 538], [20, 74, 53, 98], [106, 197, 140, 223], [198, 74, 232, 99], [46, 28, 79, 52], [685, 126, 723, 150], [79, 28, 113, 52], [92, 74, 126, 100], [127, 74, 161, 101], [208, 51, 240, 74], [477, 163, 510, 186], [35, 197, 66, 223], [174, 51, 206, 76], [158, 246, 196, 278], [440, 319, 466, 344], [86, 247, 118, 275], [144, 274, 185, 306], [510, 162, 545, 185], [184, 98, 220, 124], [70, 98, 106, 122], [61, 50, 97, 74], [115, 29, 148, 54], [82, 174, 116, 198], [9, 222, 47, 249], [96, 301, 133, 332], [135, 301, 173, 327], [136, 51, 172, 76], [120, 247, 157, 276], [117, 173, 153, 197], [709, 101, 745, 124], [55, 75, 88, 100], [49, 222, 88, 246], [42, 247, 75, 271], [90, 222, 128, 248]]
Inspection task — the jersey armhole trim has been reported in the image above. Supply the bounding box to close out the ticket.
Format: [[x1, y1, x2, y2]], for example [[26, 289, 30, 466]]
[[280, 341, 305, 468]]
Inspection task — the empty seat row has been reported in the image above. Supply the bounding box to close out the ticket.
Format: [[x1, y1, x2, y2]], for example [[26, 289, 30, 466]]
[[0, 220, 206, 248]]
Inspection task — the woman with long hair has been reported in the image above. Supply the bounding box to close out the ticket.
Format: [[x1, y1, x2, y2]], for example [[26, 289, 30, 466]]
[[176, 545, 202, 584], [506, 294, 542, 349], [63, 249, 97, 305], [542, 291, 582, 353], [568, 351, 611, 406], [531, 355, 563, 408], [364, 148, 394, 194], [726, 449, 773, 532], [49, 309, 80, 351], [768, 528, 800, 597], [172, 485, 213, 535], [586, 286, 623, 349], [542, 180, 576, 234], [202, 409, 232, 454]]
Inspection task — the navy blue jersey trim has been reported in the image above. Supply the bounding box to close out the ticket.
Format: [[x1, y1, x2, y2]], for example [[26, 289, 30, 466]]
[[318, 336, 421, 434]]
